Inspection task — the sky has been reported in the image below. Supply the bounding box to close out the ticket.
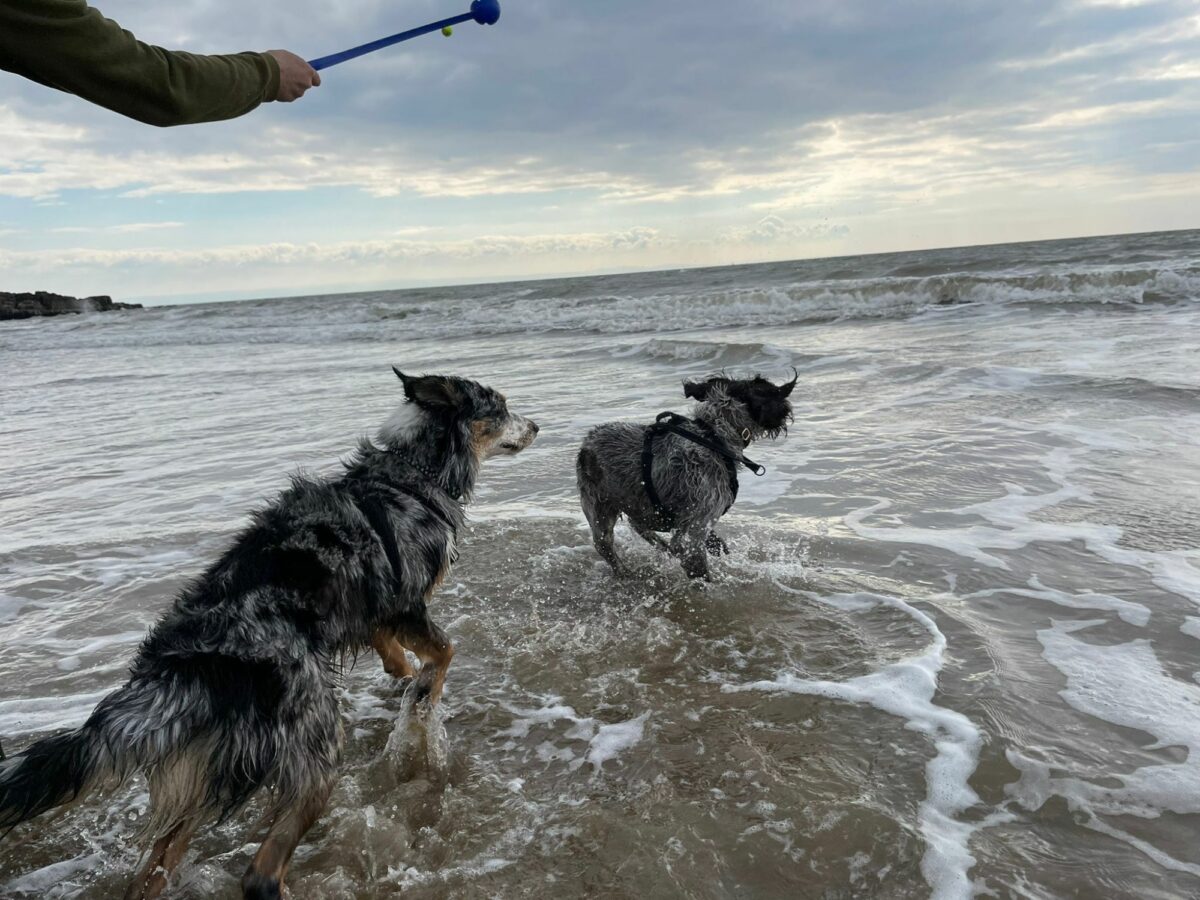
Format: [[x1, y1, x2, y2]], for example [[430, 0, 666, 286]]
[[1, 0, 1198, 304]]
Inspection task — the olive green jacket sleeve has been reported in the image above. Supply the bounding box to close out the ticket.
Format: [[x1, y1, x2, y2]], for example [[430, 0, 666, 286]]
[[0, 0, 281, 126]]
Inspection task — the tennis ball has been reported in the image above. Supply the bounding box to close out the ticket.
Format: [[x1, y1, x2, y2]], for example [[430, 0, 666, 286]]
[[442, 25, 453, 37]]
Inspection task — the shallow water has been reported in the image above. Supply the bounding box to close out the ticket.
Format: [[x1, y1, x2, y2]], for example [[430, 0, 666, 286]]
[[2, 230, 1200, 898]]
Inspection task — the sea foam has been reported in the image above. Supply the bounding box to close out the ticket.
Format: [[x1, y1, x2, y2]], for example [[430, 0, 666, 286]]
[[723, 592, 984, 900]]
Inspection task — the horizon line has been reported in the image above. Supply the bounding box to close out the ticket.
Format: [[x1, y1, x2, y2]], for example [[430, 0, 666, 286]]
[[133, 224, 1198, 308]]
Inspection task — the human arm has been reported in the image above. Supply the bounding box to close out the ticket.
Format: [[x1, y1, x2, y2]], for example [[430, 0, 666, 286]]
[[0, 0, 317, 126]]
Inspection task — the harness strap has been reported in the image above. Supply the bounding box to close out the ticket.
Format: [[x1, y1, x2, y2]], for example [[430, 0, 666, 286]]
[[641, 411, 765, 528], [653, 412, 766, 476], [641, 427, 673, 526]]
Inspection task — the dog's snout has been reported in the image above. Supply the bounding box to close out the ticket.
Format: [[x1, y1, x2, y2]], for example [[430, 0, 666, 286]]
[[529, 421, 540, 436]]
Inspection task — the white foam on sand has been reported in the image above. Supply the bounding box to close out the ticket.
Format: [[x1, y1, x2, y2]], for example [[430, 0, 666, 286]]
[[846, 446, 1200, 611], [1007, 619, 1200, 876], [1084, 540, 1200, 610], [388, 825, 527, 889], [845, 448, 1094, 570], [499, 698, 650, 774], [734, 465, 801, 507], [723, 592, 984, 900], [966, 574, 1151, 627], [0, 591, 29, 625], [1, 852, 108, 896], [585, 712, 650, 771]]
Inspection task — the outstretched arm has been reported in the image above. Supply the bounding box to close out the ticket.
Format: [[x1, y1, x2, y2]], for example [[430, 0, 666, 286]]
[[0, 0, 319, 126]]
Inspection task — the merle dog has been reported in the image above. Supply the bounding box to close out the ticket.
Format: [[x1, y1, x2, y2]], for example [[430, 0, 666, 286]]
[[0, 369, 537, 900], [577, 372, 795, 579]]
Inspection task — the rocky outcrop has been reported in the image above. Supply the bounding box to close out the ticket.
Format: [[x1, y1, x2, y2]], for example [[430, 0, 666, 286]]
[[0, 291, 142, 321]]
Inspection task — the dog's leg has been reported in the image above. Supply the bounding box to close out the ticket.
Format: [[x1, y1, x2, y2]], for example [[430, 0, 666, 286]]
[[242, 782, 333, 900], [630, 519, 669, 552], [591, 516, 627, 574], [578, 458, 628, 574], [583, 503, 628, 575], [123, 819, 198, 900], [371, 629, 415, 679], [397, 616, 455, 706], [670, 526, 711, 580]]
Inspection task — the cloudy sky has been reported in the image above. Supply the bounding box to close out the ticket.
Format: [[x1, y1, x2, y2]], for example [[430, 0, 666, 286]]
[[1, 0, 1198, 303]]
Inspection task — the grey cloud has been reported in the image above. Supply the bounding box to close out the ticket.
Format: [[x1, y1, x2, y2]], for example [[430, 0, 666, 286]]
[[1, 0, 1197, 210]]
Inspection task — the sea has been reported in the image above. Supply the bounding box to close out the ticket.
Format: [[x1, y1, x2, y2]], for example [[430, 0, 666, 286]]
[[1, 229, 1199, 899]]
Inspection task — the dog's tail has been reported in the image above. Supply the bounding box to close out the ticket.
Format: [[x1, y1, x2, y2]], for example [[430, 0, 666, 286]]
[[0, 727, 105, 830], [576, 442, 602, 489], [0, 678, 175, 831]]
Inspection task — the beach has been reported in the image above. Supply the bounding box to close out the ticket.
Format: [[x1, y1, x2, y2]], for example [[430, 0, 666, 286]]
[[1, 229, 1199, 898]]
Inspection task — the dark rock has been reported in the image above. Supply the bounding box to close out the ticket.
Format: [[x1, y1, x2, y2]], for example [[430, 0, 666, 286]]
[[0, 291, 142, 321]]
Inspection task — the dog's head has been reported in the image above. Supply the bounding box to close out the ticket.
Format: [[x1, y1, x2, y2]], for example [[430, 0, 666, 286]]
[[384, 368, 539, 461], [683, 370, 797, 440]]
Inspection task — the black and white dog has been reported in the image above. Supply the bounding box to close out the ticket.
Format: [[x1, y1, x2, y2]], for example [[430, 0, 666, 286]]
[[577, 372, 795, 579], [0, 369, 537, 900]]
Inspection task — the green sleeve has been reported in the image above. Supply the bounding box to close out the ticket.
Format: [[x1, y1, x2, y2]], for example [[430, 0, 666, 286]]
[[0, 0, 282, 127]]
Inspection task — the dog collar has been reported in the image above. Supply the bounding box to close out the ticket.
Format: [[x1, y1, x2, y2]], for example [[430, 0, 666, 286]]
[[389, 450, 444, 485], [385, 450, 466, 526]]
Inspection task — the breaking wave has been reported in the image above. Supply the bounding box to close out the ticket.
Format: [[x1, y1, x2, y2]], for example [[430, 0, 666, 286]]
[[385, 264, 1200, 340], [3, 262, 1197, 352]]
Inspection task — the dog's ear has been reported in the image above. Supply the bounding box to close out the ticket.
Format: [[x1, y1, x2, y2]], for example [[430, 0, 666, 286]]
[[683, 381, 710, 401], [393, 369, 463, 409], [778, 368, 798, 398]]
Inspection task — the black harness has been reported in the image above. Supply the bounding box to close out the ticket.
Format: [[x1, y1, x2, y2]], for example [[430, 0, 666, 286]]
[[641, 411, 765, 528]]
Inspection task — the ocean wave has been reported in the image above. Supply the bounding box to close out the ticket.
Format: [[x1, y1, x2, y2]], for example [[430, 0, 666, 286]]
[[952, 367, 1200, 406], [310, 263, 1179, 341], [609, 337, 798, 369], [346, 263, 1200, 340], [4, 263, 1198, 352]]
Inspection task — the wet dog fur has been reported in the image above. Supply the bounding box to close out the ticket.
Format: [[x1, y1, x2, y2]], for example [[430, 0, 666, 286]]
[[0, 369, 537, 900], [577, 372, 795, 579]]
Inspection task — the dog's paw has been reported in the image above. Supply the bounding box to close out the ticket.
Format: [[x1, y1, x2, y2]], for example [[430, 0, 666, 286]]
[[242, 873, 283, 900], [411, 666, 438, 707], [609, 560, 640, 579]]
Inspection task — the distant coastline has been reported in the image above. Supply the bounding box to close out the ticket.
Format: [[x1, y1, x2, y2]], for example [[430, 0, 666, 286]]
[[0, 291, 142, 321]]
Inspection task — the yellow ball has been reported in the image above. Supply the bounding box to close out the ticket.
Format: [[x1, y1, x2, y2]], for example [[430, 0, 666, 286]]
[[442, 25, 453, 37]]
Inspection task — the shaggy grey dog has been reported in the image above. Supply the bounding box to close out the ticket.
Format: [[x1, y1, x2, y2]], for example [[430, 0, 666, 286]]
[[577, 372, 795, 579], [0, 369, 537, 900]]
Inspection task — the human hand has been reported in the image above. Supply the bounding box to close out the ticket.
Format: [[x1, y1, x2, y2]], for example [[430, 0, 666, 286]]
[[267, 50, 321, 101]]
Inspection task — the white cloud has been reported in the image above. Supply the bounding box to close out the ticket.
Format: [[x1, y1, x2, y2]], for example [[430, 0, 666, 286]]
[[0, 106, 648, 202], [0, 227, 668, 273], [1068, 0, 1178, 7], [1018, 98, 1185, 130], [1130, 59, 1200, 82], [721, 215, 849, 244], [999, 14, 1200, 71], [49, 222, 185, 234]]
